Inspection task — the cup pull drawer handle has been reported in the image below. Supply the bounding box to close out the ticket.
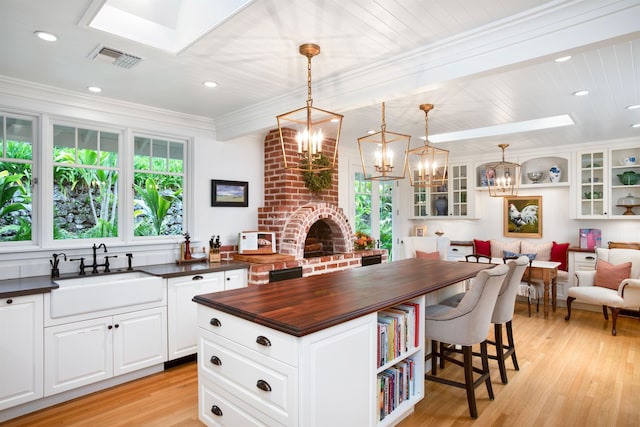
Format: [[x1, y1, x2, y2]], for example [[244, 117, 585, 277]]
[[210, 355, 222, 366], [256, 335, 271, 346], [585, 256, 595, 260], [192, 275, 204, 280], [256, 379, 272, 392], [209, 318, 222, 327], [210, 405, 223, 416]]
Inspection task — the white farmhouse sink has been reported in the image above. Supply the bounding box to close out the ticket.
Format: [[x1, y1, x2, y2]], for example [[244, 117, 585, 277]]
[[50, 271, 164, 318]]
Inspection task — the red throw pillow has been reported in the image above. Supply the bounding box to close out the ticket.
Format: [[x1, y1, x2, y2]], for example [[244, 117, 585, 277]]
[[474, 239, 491, 258], [594, 260, 632, 290], [550, 241, 570, 271], [416, 250, 441, 260]]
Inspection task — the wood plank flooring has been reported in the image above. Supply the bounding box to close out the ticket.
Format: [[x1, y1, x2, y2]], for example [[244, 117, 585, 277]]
[[4, 302, 640, 427]]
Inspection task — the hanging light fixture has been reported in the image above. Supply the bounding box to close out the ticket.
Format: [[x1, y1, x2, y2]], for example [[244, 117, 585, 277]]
[[486, 143, 521, 197], [408, 104, 449, 187], [276, 43, 343, 172], [357, 102, 410, 181]]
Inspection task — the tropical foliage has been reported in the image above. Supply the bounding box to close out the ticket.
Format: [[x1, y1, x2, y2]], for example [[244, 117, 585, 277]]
[[53, 148, 118, 239], [0, 139, 33, 241], [134, 177, 182, 236]]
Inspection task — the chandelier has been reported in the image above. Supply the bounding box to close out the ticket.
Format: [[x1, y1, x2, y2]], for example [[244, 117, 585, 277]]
[[407, 104, 449, 187], [276, 43, 343, 172], [486, 144, 521, 197], [357, 102, 410, 181]]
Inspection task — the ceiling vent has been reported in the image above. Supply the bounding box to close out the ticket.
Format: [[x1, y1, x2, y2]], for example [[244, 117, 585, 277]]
[[88, 44, 142, 69]]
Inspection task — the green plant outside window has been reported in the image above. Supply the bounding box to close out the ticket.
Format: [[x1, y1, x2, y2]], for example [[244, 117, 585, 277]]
[[0, 115, 33, 242], [53, 124, 119, 239], [133, 136, 184, 236]]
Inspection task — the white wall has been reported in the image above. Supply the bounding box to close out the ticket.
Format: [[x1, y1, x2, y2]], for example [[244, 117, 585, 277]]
[[192, 133, 264, 246], [0, 79, 264, 277], [338, 139, 640, 260]]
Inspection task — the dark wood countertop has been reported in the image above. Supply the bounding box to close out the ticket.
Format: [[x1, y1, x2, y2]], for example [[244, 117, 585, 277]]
[[193, 258, 492, 337], [0, 260, 250, 299]]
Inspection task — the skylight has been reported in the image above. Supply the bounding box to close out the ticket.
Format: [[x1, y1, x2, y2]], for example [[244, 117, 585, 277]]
[[86, 0, 254, 54], [427, 115, 575, 143]]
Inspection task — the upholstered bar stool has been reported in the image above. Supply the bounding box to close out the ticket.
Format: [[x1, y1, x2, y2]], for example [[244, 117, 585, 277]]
[[440, 256, 528, 384], [425, 264, 508, 418]]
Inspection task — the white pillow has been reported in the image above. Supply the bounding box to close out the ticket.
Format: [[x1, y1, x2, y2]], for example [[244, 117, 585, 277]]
[[521, 241, 552, 261], [490, 240, 521, 258]]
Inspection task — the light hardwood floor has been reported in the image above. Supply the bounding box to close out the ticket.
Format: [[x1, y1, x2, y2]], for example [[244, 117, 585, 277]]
[[4, 302, 640, 427]]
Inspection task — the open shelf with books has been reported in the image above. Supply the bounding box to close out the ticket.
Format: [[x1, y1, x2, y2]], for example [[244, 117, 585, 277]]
[[376, 296, 425, 426]]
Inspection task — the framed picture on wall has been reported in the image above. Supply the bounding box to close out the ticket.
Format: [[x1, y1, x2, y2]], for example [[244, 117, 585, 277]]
[[211, 180, 249, 207], [503, 195, 542, 238], [414, 225, 427, 237]]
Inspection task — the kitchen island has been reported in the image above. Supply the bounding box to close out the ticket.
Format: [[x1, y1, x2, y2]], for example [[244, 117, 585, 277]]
[[193, 258, 492, 426]]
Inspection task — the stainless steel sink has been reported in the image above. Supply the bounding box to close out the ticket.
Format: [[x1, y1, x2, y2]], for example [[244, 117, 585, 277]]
[[50, 271, 164, 318]]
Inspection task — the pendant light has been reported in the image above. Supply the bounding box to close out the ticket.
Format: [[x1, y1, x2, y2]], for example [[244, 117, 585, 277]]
[[276, 43, 343, 172], [357, 102, 410, 181], [408, 104, 449, 187], [486, 144, 521, 197]]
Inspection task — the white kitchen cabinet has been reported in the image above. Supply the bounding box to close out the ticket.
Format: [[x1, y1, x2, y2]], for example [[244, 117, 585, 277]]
[[576, 150, 608, 218], [574, 145, 640, 219], [411, 162, 473, 218], [44, 306, 166, 396], [196, 295, 424, 427], [609, 146, 640, 217], [197, 305, 378, 426], [567, 250, 597, 287], [168, 269, 248, 360], [0, 294, 43, 410], [448, 241, 474, 261]]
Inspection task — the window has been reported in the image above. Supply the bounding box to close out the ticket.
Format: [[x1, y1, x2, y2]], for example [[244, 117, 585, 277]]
[[0, 114, 34, 242], [354, 171, 372, 235], [353, 171, 394, 258], [133, 135, 184, 237], [52, 124, 119, 239]]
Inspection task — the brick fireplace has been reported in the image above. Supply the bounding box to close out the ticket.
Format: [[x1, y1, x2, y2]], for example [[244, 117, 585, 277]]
[[242, 129, 386, 285]]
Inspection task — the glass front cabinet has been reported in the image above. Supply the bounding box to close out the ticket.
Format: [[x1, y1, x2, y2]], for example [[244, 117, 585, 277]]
[[577, 150, 607, 218], [411, 163, 473, 218], [576, 145, 640, 219]]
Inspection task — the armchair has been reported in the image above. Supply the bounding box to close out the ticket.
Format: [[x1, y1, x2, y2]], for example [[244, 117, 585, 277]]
[[565, 248, 640, 335]]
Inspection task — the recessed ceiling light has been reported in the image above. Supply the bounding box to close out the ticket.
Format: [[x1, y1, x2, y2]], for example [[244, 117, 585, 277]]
[[87, 86, 102, 93], [428, 115, 575, 143], [625, 104, 640, 110], [34, 31, 58, 42], [573, 90, 589, 96], [631, 123, 640, 128], [555, 55, 572, 62], [203, 81, 218, 88]]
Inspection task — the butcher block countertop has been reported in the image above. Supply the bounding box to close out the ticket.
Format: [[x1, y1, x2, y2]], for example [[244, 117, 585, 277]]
[[193, 258, 492, 337]]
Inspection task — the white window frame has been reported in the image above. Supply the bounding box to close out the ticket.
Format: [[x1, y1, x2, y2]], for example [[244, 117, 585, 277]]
[[0, 111, 38, 248]]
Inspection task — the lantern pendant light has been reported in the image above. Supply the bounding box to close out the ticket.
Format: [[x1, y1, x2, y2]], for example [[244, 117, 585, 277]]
[[486, 143, 521, 197], [276, 43, 343, 172], [357, 102, 411, 181], [408, 104, 449, 188]]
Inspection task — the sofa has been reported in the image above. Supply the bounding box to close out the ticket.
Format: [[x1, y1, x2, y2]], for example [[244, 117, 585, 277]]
[[472, 239, 570, 278]]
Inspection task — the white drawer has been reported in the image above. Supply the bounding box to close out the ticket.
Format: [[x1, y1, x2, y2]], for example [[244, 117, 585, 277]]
[[573, 252, 597, 269], [198, 305, 299, 367], [199, 330, 297, 426], [199, 377, 284, 427], [448, 244, 473, 260]]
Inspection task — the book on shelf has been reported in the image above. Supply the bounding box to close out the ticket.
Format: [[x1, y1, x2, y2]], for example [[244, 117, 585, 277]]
[[377, 357, 417, 421]]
